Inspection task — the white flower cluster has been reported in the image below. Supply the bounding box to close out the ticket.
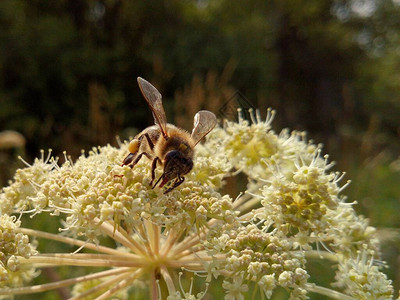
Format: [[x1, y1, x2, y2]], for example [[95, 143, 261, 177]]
[[0, 109, 394, 299], [208, 224, 309, 299], [0, 215, 37, 288], [334, 248, 393, 299]]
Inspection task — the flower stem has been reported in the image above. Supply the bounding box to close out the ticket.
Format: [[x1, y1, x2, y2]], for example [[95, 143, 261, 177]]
[[69, 270, 136, 300], [151, 268, 159, 300], [136, 220, 155, 258], [98, 219, 147, 255], [0, 267, 132, 295], [19, 255, 144, 268], [18, 227, 138, 258], [152, 221, 160, 255], [115, 220, 152, 257], [171, 231, 205, 257], [94, 269, 143, 300], [306, 284, 356, 300], [160, 265, 176, 295], [235, 196, 262, 215], [303, 250, 338, 262], [160, 227, 185, 257]]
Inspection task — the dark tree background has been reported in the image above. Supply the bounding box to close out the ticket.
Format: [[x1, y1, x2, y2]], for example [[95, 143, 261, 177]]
[[1, 0, 399, 159], [1, 0, 400, 295]]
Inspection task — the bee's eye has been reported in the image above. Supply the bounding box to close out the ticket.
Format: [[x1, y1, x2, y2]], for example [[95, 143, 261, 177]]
[[165, 150, 180, 162]]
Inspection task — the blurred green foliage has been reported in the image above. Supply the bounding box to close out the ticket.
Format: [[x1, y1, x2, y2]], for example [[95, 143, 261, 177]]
[[1, 0, 399, 159], [1, 0, 400, 298]]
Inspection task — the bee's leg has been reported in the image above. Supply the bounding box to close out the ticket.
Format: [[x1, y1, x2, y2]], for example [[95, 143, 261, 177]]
[[129, 151, 152, 169], [122, 133, 154, 167], [150, 157, 160, 186], [117, 152, 151, 178], [122, 152, 136, 166], [163, 175, 185, 194], [115, 152, 137, 178]]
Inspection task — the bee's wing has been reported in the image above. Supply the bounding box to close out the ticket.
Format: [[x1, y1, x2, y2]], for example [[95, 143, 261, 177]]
[[191, 110, 217, 145], [137, 77, 168, 138]]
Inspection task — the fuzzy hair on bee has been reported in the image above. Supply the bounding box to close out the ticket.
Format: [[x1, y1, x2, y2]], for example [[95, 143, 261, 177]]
[[122, 77, 217, 194]]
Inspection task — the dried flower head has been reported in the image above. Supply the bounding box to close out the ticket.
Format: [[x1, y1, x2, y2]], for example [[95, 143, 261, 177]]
[[0, 109, 394, 300]]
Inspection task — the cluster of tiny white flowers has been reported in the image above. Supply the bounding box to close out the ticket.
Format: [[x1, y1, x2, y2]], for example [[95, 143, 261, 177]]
[[0, 150, 57, 214], [207, 224, 309, 299], [260, 160, 340, 236], [325, 205, 380, 256], [0, 214, 37, 288], [216, 109, 278, 178], [204, 109, 393, 298], [0, 108, 395, 299], [334, 249, 393, 299]]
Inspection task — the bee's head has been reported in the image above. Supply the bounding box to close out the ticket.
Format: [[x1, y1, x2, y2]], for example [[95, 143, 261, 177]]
[[158, 150, 193, 188]]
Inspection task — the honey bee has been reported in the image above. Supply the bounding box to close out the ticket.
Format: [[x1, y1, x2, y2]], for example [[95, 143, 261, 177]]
[[122, 77, 217, 194]]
